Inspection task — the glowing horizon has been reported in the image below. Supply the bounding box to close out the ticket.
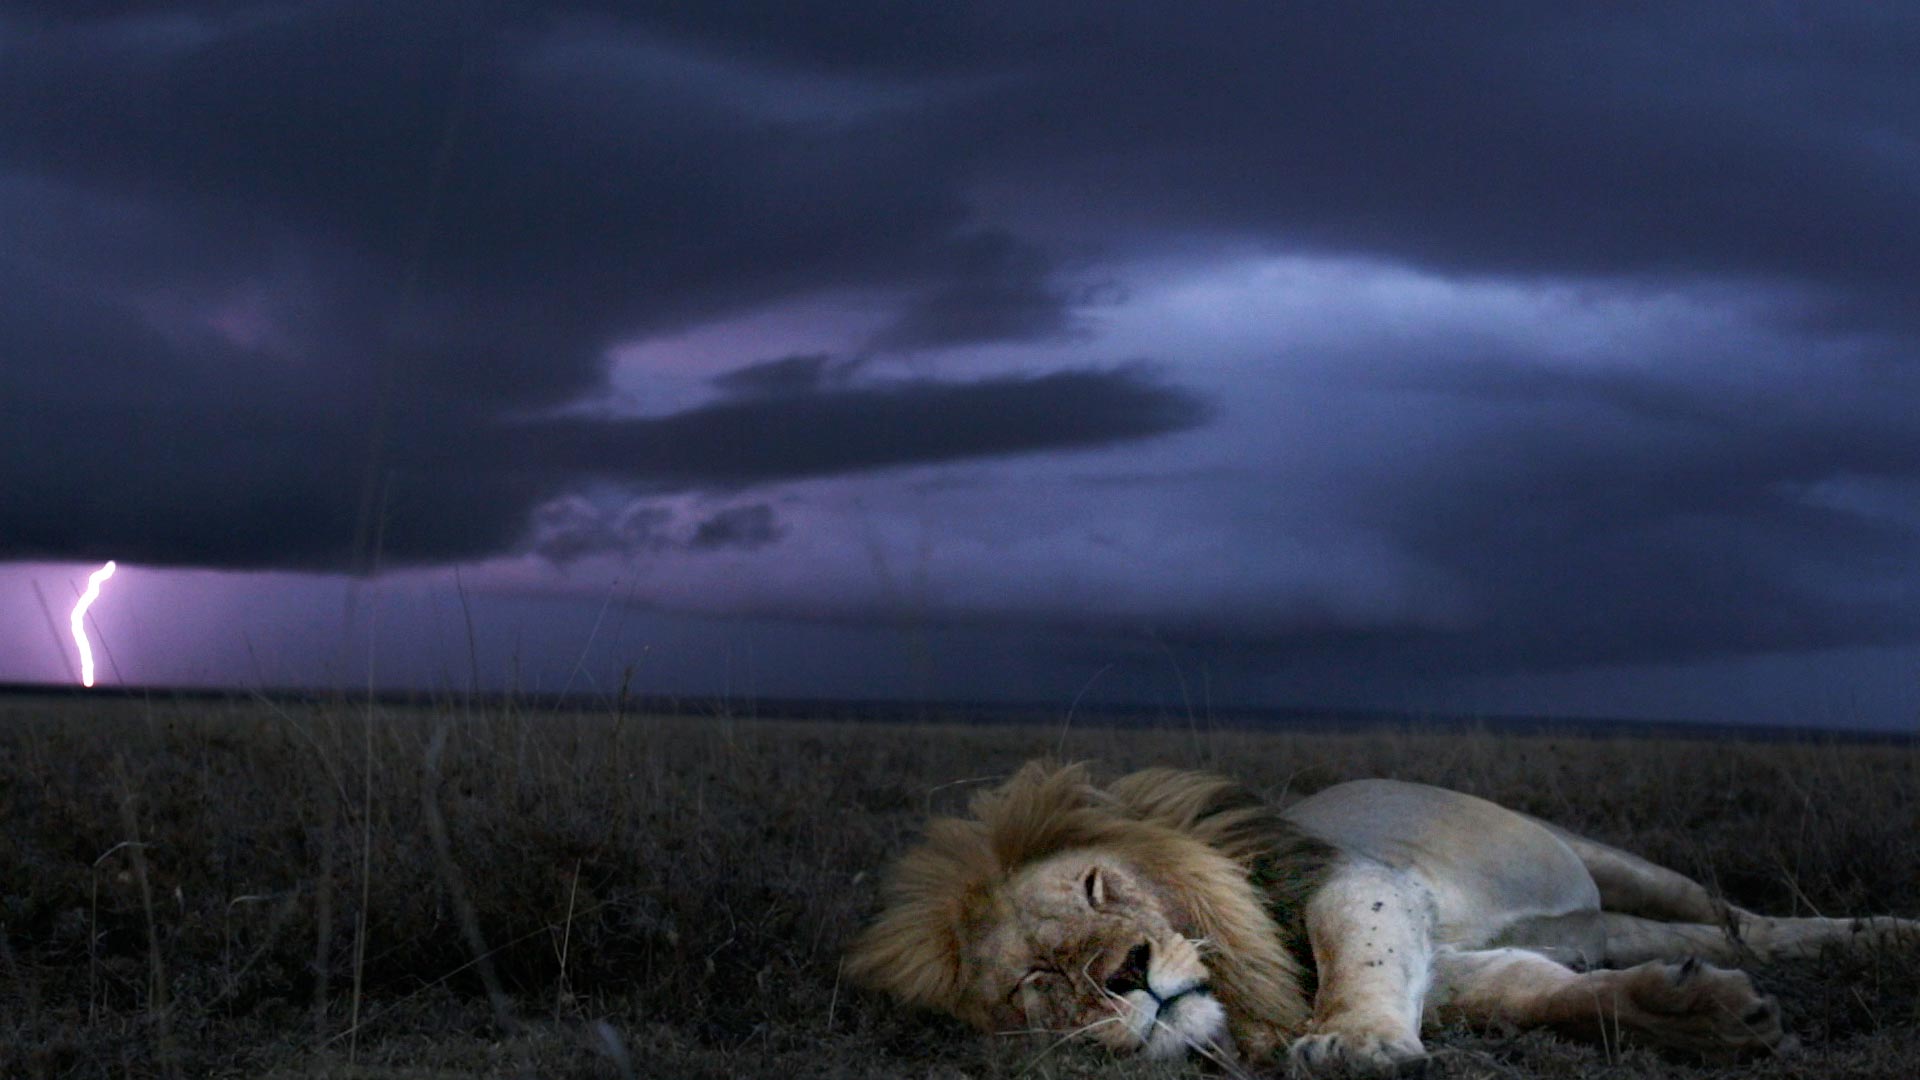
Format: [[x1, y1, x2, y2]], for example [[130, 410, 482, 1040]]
[[70, 560, 117, 688]]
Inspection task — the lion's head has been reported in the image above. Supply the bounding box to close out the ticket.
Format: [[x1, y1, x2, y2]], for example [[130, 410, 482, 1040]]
[[847, 762, 1315, 1062]]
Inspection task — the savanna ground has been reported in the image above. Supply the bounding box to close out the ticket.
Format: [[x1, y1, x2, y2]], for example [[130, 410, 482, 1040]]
[[2, 693, 1918, 1079]]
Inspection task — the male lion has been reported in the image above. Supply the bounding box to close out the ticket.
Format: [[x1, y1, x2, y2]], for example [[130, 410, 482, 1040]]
[[847, 762, 1917, 1073]]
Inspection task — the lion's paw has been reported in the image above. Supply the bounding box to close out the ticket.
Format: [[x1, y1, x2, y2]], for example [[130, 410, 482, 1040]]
[[1617, 958, 1785, 1060], [1288, 1030, 1428, 1077]]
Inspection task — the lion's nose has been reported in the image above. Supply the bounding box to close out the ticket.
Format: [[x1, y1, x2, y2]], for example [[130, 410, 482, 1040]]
[[1105, 942, 1152, 997]]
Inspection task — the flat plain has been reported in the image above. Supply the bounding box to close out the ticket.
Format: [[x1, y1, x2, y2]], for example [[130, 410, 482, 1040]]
[[2, 693, 1917, 1078]]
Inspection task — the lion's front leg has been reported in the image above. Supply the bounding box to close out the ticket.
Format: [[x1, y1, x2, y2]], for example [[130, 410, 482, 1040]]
[[1289, 859, 1434, 1076]]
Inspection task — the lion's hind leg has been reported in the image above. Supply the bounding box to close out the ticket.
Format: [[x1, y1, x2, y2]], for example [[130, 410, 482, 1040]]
[[1546, 827, 1920, 964], [1597, 913, 1748, 966], [1551, 825, 1920, 960], [1429, 947, 1786, 1061], [1602, 910, 1920, 966], [1544, 826, 1735, 924], [1737, 913, 1920, 959]]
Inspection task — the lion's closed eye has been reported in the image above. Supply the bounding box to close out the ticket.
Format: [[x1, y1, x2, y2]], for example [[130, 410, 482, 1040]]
[[1028, 965, 1065, 985], [1008, 965, 1065, 1004]]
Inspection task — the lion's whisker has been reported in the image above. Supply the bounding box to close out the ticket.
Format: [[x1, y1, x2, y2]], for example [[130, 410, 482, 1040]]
[[1091, 976, 1150, 1035], [1011, 1016, 1126, 1078], [995, 1015, 1124, 1040], [1148, 1010, 1252, 1080]]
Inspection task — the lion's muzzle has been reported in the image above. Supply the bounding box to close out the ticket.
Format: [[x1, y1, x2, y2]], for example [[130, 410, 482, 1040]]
[[1108, 936, 1228, 1059]]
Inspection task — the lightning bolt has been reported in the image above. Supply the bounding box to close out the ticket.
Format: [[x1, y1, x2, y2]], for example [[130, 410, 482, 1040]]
[[70, 560, 117, 688]]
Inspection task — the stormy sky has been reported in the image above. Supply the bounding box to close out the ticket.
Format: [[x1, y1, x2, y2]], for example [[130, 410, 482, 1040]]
[[4, 2, 1918, 729]]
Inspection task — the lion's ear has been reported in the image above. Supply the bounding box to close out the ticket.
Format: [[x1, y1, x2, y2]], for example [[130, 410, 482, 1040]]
[[846, 818, 995, 1016]]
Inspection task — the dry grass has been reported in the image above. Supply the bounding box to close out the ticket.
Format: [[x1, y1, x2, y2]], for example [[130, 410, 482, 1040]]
[[2, 693, 1917, 1078]]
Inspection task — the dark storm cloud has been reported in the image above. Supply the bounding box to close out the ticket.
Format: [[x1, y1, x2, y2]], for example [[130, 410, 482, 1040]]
[[870, 229, 1078, 350], [1125, 352, 1920, 674], [3, 0, 1918, 690], [0, 1, 1082, 415], [482, 365, 1208, 487], [0, 3, 1195, 570], [1442, 370, 1920, 669], [526, 497, 779, 563], [9, 3, 1918, 302], [643, 2, 1920, 291], [709, 354, 854, 399], [0, 292, 1203, 570], [687, 504, 782, 551]]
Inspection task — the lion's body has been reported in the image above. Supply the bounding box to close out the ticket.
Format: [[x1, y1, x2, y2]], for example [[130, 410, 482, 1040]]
[[1291, 780, 1600, 944], [848, 763, 1917, 1074]]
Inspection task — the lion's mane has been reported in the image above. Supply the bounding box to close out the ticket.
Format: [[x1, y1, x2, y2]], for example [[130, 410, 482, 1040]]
[[847, 762, 1333, 1053]]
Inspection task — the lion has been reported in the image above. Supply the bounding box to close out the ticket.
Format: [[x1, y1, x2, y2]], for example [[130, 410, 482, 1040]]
[[846, 761, 1918, 1073]]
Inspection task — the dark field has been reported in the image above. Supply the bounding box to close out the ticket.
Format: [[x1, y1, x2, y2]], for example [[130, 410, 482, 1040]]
[[2, 695, 1917, 1078]]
